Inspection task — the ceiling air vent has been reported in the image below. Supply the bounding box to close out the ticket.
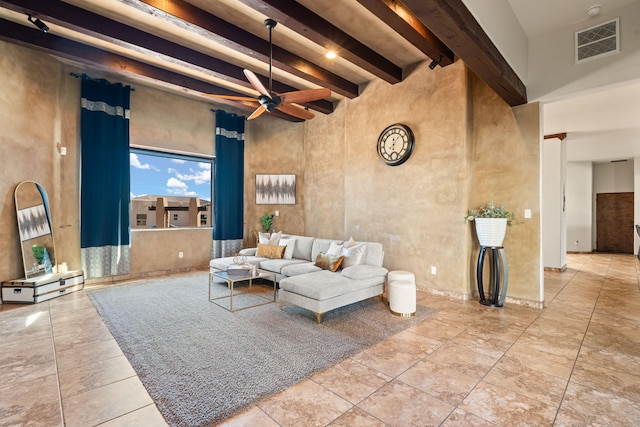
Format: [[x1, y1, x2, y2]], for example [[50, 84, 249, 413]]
[[575, 18, 620, 63]]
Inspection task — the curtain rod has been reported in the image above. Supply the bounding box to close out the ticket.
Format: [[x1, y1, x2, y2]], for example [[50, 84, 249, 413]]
[[69, 72, 135, 91]]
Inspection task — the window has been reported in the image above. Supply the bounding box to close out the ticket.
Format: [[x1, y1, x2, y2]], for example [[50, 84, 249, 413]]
[[136, 214, 147, 226], [130, 148, 213, 229]]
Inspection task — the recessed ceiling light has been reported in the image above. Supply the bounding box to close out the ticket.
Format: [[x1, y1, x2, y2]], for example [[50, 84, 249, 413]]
[[325, 50, 337, 59]]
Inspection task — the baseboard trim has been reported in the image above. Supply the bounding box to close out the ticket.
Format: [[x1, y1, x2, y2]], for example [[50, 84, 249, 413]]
[[544, 264, 567, 272]]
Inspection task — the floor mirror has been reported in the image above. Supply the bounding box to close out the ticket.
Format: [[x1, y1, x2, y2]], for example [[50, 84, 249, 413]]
[[14, 181, 58, 278]]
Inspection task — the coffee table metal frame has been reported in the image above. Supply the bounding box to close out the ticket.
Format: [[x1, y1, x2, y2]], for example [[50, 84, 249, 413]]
[[208, 268, 276, 312]]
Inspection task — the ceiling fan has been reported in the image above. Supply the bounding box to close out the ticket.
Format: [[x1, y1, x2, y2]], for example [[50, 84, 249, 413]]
[[206, 18, 331, 120]]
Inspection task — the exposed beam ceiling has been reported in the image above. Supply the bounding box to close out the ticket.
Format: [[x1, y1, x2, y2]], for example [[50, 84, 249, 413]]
[[0, 0, 527, 122], [354, 0, 454, 68], [403, 0, 527, 106]]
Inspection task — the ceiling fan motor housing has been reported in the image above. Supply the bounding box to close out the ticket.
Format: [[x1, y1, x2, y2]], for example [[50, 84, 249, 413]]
[[259, 94, 280, 112]]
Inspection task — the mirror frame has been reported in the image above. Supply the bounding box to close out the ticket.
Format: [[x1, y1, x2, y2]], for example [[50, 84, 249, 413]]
[[14, 181, 57, 278]]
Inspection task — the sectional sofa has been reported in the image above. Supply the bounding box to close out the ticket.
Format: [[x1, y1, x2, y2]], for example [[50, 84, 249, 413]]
[[208, 234, 388, 323]]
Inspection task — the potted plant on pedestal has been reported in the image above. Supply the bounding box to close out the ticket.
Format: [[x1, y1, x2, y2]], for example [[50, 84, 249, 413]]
[[466, 202, 515, 247]]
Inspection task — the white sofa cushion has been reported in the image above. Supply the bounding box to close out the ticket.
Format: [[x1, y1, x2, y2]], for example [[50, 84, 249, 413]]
[[280, 262, 321, 277], [290, 236, 315, 261], [341, 265, 388, 280], [279, 270, 384, 301], [259, 258, 306, 274]]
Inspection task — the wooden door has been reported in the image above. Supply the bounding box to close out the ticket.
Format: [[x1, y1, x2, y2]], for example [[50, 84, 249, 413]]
[[596, 192, 634, 253]]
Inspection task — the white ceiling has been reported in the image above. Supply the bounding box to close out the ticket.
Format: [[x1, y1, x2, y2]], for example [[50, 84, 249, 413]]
[[506, 0, 640, 161], [508, 0, 639, 38]]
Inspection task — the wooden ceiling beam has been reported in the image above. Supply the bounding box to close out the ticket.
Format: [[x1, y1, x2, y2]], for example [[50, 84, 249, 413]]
[[139, 0, 359, 99], [402, 0, 527, 106], [354, 0, 454, 68], [0, 0, 333, 114], [0, 18, 303, 122], [237, 0, 403, 83]]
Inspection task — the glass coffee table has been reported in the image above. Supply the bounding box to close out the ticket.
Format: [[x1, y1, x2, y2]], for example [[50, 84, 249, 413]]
[[208, 267, 276, 312]]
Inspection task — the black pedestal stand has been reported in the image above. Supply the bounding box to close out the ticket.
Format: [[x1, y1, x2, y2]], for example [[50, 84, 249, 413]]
[[476, 246, 508, 307]]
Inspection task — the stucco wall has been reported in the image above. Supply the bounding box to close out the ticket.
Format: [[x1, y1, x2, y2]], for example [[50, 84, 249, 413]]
[[1, 39, 542, 303], [469, 73, 542, 302], [247, 62, 542, 303], [0, 41, 214, 283]]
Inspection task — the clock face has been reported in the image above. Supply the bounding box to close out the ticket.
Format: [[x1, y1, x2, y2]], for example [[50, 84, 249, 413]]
[[377, 124, 415, 166]]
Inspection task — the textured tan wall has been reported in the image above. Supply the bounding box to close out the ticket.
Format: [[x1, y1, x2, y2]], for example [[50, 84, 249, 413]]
[[0, 41, 77, 282], [469, 73, 542, 301], [0, 41, 214, 282], [243, 118, 306, 246], [247, 62, 543, 303]]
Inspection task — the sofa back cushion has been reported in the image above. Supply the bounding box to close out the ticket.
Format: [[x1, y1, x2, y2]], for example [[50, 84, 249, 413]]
[[362, 242, 384, 266], [311, 238, 342, 261], [289, 236, 315, 261]]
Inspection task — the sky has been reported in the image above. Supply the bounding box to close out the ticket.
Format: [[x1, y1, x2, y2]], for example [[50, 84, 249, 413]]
[[130, 153, 211, 201]]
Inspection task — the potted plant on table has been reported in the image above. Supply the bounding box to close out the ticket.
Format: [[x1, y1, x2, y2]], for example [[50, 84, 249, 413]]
[[466, 202, 515, 247]]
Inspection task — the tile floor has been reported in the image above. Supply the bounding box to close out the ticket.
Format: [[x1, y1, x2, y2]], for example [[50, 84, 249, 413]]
[[1, 253, 639, 426]]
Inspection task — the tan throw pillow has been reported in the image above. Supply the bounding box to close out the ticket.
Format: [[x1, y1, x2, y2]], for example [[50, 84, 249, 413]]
[[315, 252, 345, 272], [256, 244, 285, 259]]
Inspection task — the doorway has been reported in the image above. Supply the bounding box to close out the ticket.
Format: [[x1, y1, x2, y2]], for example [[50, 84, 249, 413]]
[[596, 192, 634, 253]]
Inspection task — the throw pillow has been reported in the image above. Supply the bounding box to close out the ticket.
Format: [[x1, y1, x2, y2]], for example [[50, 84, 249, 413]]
[[340, 243, 366, 268], [315, 252, 345, 272], [268, 231, 282, 245], [327, 241, 343, 256], [344, 237, 357, 248], [258, 232, 271, 244], [279, 238, 297, 260], [256, 243, 285, 259]]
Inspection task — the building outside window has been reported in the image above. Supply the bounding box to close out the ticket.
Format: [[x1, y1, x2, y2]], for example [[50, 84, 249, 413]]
[[136, 214, 147, 226], [130, 149, 213, 229]]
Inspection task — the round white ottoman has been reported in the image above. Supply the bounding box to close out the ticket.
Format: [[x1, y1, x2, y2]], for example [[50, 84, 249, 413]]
[[388, 279, 416, 317], [388, 270, 416, 284]]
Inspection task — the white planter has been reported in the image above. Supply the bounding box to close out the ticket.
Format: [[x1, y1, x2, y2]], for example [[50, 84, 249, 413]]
[[475, 218, 507, 247]]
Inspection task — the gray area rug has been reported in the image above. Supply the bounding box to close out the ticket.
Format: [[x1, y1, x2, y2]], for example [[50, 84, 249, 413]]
[[88, 273, 435, 427]]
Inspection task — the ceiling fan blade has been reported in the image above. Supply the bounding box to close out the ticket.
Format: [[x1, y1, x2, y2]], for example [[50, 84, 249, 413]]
[[247, 105, 268, 120], [277, 103, 315, 120], [204, 94, 257, 102], [244, 69, 271, 98], [280, 88, 331, 104]]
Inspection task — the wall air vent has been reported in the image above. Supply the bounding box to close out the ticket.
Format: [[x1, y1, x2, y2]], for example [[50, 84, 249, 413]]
[[575, 18, 619, 63]]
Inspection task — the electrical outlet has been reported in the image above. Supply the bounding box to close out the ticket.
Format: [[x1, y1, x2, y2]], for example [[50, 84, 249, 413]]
[[275, 210, 279, 216], [430, 266, 437, 275], [178, 251, 184, 258], [524, 209, 532, 219]]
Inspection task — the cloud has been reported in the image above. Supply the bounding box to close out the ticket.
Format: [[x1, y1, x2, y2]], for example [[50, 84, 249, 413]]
[[130, 153, 159, 171], [167, 177, 188, 190], [175, 164, 211, 185], [171, 159, 186, 164]]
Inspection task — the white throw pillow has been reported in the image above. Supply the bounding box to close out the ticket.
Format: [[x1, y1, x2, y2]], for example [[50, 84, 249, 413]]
[[340, 243, 366, 268], [279, 238, 297, 260], [327, 242, 343, 256], [344, 237, 357, 248], [258, 232, 271, 244]]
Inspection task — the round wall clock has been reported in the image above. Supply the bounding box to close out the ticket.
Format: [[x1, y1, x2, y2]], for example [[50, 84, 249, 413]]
[[377, 123, 415, 166]]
